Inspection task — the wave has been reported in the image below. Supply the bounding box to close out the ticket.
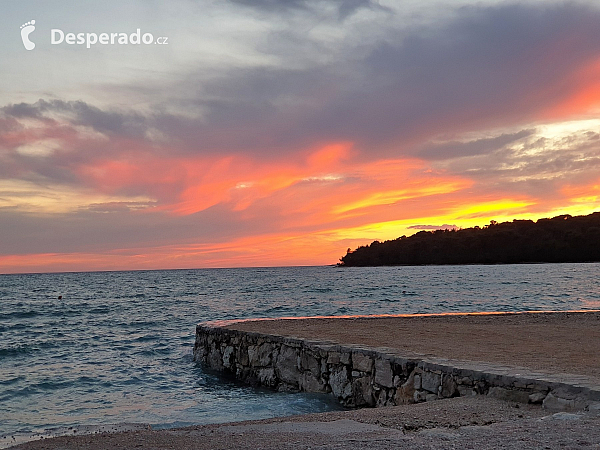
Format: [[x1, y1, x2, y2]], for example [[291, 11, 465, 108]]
[[0, 310, 40, 320], [0, 376, 25, 386], [88, 307, 111, 314], [0, 342, 56, 358], [0, 348, 34, 358], [0, 376, 111, 403]]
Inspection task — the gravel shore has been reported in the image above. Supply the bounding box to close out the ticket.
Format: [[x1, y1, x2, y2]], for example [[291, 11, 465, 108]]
[[11, 396, 600, 449]]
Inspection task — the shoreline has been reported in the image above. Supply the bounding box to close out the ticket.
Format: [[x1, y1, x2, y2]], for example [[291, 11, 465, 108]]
[[12, 311, 600, 449], [10, 394, 600, 449]]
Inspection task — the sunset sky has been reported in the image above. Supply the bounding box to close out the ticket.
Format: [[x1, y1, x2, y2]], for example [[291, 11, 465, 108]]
[[2, 0, 600, 273]]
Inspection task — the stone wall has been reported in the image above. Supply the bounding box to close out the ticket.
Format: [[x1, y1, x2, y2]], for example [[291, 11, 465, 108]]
[[194, 324, 600, 411]]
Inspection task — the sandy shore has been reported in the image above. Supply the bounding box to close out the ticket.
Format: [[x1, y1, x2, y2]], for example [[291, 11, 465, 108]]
[[11, 311, 600, 449]]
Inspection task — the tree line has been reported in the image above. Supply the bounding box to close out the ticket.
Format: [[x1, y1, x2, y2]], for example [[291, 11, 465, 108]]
[[339, 212, 600, 266]]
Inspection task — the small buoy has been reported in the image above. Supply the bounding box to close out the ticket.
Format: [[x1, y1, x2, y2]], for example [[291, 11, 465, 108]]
[[58, 295, 62, 299]]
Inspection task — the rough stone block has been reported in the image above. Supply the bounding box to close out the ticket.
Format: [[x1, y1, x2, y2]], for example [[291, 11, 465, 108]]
[[236, 348, 249, 366], [414, 390, 427, 402], [258, 368, 276, 387], [458, 385, 476, 397], [330, 366, 351, 399], [551, 387, 582, 400], [421, 371, 441, 394], [529, 392, 547, 404], [413, 374, 421, 390], [352, 376, 375, 407], [459, 377, 473, 386], [543, 392, 587, 411], [277, 382, 297, 392], [300, 352, 320, 376], [395, 370, 417, 404], [327, 352, 341, 364], [375, 359, 394, 388], [247, 345, 258, 367], [352, 353, 374, 372], [340, 352, 351, 365], [299, 371, 327, 393], [587, 401, 600, 413], [375, 389, 390, 407], [276, 346, 300, 385], [474, 381, 487, 395], [208, 347, 224, 370], [440, 375, 458, 398], [259, 343, 274, 366], [513, 380, 529, 389], [222, 346, 235, 368], [321, 359, 328, 375], [488, 387, 530, 403]]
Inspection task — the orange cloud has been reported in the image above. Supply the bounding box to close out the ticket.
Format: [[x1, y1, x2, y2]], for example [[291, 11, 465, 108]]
[[77, 141, 359, 217], [545, 56, 600, 119], [6, 128, 600, 274], [0, 194, 582, 275]]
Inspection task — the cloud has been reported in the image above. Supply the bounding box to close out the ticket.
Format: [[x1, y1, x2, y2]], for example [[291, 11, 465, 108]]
[[4, 1, 600, 271], [443, 123, 600, 184], [418, 130, 535, 160], [2, 99, 145, 137], [160, 2, 600, 160], [7, 2, 600, 163]]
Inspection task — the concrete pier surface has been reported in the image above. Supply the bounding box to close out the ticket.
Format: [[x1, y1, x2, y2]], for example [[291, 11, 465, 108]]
[[224, 311, 600, 381], [13, 311, 600, 449]]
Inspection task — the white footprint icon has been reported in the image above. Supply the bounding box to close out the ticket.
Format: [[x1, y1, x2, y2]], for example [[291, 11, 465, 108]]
[[20, 20, 36, 50]]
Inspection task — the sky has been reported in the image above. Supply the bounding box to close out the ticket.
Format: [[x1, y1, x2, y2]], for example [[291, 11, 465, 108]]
[[1, 0, 600, 273]]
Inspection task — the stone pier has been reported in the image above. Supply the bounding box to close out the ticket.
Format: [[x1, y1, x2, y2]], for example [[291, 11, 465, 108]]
[[194, 313, 600, 412]]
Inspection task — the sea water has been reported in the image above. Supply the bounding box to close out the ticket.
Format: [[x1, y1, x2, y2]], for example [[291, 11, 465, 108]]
[[1, 263, 599, 446]]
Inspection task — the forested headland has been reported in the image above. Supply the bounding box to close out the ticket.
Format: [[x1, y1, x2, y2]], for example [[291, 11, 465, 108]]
[[339, 212, 600, 266]]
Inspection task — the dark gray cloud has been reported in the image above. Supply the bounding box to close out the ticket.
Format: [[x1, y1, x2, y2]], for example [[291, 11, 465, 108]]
[[2, 99, 146, 136], [312, 3, 600, 151], [418, 129, 535, 160], [167, 2, 600, 158], [3, 2, 600, 194], [6, 2, 600, 161], [0, 202, 280, 255], [2, 102, 42, 119]]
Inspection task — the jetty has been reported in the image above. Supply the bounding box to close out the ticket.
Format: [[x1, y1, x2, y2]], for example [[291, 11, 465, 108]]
[[195, 311, 600, 411]]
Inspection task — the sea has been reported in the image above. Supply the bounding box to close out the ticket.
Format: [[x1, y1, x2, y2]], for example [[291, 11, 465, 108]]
[[1, 263, 600, 447]]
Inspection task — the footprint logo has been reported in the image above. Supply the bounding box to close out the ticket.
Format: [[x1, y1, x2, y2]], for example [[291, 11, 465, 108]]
[[20, 20, 36, 50]]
